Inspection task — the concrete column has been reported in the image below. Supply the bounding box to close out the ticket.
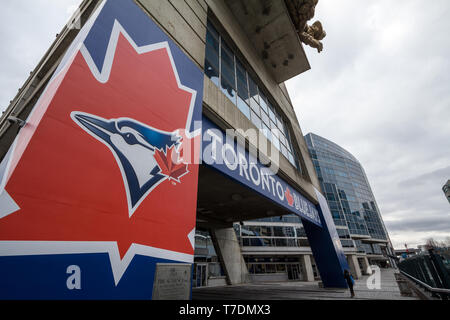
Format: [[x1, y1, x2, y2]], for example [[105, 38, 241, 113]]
[[210, 227, 249, 285], [301, 255, 315, 282], [347, 255, 362, 279], [361, 256, 371, 275]]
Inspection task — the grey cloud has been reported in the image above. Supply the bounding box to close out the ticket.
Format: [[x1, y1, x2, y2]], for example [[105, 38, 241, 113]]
[[385, 216, 450, 233], [398, 166, 450, 188], [0, 0, 79, 111]]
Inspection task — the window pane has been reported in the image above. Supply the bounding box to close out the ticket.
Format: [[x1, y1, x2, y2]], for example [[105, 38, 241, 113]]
[[249, 97, 260, 115], [279, 134, 286, 146], [207, 20, 219, 38], [268, 106, 276, 122], [260, 226, 272, 236], [281, 122, 289, 136], [237, 95, 251, 120], [270, 120, 277, 130], [287, 143, 292, 152], [281, 144, 288, 158], [221, 78, 237, 105], [259, 91, 269, 113], [288, 152, 295, 166], [272, 136, 280, 150], [250, 111, 262, 129], [272, 127, 280, 138], [248, 75, 259, 102], [262, 124, 271, 141], [204, 60, 219, 87], [205, 30, 219, 71], [261, 110, 270, 126], [236, 60, 249, 100], [285, 136, 292, 151], [221, 39, 235, 87], [276, 117, 283, 130]]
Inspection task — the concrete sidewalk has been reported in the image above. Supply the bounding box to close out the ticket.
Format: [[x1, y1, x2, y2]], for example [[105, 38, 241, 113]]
[[192, 268, 419, 300]]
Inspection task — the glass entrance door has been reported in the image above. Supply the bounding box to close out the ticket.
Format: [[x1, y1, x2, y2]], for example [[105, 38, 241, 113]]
[[193, 263, 207, 288], [287, 264, 300, 280]]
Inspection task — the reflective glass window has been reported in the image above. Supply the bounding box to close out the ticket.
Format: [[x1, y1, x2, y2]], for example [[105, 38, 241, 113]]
[[248, 75, 259, 102], [276, 117, 283, 130], [286, 139, 292, 151], [281, 144, 288, 158], [261, 110, 270, 126], [236, 59, 249, 100], [205, 60, 219, 87], [205, 25, 219, 86], [262, 124, 271, 141], [249, 97, 260, 115], [237, 95, 251, 120], [205, 29, 219, 69], [220, 39, 235, 88], [268, 105, 276, 122], [270, 120, 277, 130], [272, 127, 280, 138], [251, 111, 262, 128], [259, 91, 269, 113], [279, 134, 286, 146], [272, 136, 280, 150], [220, 78, 237, 104], [288, 152, 295, 165]]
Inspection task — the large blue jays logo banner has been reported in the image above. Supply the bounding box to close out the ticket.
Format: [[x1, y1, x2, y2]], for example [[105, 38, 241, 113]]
[[0, 0, 203, 299]]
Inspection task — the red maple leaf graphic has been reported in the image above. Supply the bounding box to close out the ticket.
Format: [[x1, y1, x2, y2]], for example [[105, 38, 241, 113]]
[[0, 33, 199, 260], [285, 187, 294, 207], [154, 145, 189, 182]]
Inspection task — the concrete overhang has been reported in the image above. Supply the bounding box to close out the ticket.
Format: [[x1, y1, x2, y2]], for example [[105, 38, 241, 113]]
[[366, 254, 388, 260], [196, 165, 296, 229], [350, 234, 372, 240], [224, 0, 310, 83], [361, 238, 389, 244]]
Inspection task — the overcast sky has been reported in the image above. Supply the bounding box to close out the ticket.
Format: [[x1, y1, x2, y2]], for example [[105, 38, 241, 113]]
[[286, 0, 450, 248], [0, 0, 448, 249]]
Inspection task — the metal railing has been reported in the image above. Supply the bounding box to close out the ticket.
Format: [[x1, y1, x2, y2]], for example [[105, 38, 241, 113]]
[[398, 248, 450, 300]]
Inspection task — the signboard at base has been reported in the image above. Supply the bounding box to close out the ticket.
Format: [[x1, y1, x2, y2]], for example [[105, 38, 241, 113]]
[[152, 264, 192, 300]]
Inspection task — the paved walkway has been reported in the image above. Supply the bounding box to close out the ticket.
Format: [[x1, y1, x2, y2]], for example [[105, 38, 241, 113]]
[[192, 268, 419, 300]]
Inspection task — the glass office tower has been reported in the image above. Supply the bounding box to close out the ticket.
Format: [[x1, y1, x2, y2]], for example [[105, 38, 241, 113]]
[[305, 133, 395, 267]]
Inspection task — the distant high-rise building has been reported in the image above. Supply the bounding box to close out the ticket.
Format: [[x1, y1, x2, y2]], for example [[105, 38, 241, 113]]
[[304, 133, 396, 268], [443, 180, 450, 204]]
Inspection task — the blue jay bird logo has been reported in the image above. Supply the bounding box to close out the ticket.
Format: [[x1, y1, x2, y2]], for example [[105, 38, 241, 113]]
[[71, 111, 181, 217]]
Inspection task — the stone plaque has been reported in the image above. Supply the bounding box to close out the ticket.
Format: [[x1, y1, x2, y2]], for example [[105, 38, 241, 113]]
[[152, 263, 192, 300]]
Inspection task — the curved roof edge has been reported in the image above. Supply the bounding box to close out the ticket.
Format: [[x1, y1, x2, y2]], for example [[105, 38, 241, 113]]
[[305, 133, 360, 164]]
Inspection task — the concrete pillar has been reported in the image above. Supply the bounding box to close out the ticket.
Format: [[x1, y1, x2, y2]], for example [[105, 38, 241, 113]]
[[361, 256, 371, 275], [210, 227, 249, 285], [347, 255, 362, 279], [301, 255, 315, 282]]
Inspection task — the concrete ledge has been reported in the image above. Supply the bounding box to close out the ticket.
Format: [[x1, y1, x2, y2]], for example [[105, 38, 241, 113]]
[[207, 277, 227, 287], [249, 273, 289, 283]]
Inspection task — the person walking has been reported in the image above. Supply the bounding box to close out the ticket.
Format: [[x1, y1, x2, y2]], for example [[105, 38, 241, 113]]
[[343, 269, 355, 298]]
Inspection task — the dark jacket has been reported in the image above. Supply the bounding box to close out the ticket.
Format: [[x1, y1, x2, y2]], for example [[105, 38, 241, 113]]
[[343, 271, 354, 287]]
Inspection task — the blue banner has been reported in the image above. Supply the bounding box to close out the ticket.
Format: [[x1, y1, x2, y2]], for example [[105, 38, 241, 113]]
[[201, 116, 321, 226]]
